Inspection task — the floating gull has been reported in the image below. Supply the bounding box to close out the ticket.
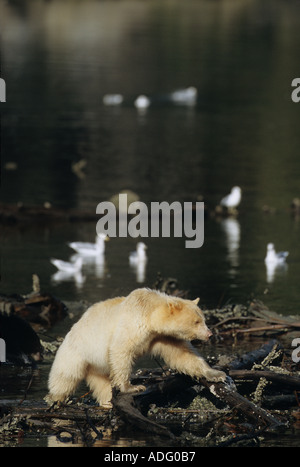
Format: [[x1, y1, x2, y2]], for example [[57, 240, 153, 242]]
[[70, 252, 106, 280], [264, 243, 289, 266], [134, 95, 150, 110], [134, 260, 147, 283], [51, 270, 85, 288], [103, 94, 124, 106], [50, 256, 83, 274], [68, 233, 108, 256], [129, 242, 147, 283], [129, 242, 147, 264], [94, 254, 106, 279], [221, 218, 241, 271], [170, 86, 198, 106], [265, 261, 288, 284], [220, 186, 242, 209]]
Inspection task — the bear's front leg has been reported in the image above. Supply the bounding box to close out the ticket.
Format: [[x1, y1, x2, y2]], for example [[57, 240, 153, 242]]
[[197, 366, 226, 383], [109, 348, 146, 394], [181, 353, 226, 382], [150, 337, 226, 382]]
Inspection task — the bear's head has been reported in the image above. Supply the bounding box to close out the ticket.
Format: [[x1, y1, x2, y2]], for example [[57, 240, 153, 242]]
[[153, 296, 212, 342]]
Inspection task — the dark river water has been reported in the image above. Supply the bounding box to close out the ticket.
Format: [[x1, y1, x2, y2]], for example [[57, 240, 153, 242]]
[[1, 0, 300, 314], [1, 0, 300, 447]]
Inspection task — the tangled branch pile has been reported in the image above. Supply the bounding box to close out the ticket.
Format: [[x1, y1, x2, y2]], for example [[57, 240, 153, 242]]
[[1, 280, 300, 447]]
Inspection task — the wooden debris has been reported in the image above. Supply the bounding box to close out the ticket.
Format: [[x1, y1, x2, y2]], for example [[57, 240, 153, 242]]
[[229, 369, 300, 390], [0, 275, 67, 328], [111, 337, 300, 441], [112, 389, 176, 439], [3, 336, 297, 446], [0, 401, 111, 447], [2, 298, 300, 446], [114, 373, 282, 437], [197, 375, 282, 429], [206, 300, 300, 339], [226, 339, 282, 370]]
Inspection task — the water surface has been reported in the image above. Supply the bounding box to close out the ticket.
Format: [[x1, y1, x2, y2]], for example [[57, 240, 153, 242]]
[[1, 0, 300, 317]]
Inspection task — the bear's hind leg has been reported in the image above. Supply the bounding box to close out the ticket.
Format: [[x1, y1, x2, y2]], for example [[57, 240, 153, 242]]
[[47, 373, 82, 404], [86, 369, 112, 408], [47, 354, 87, 404]]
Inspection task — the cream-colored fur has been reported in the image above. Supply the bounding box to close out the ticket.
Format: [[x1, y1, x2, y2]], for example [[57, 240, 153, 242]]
[[47, 288, 226, 407]]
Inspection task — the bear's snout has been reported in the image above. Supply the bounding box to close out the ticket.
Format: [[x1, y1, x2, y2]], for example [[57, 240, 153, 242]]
[[204, 328, 212, 341], [194, 326, 212, 342]]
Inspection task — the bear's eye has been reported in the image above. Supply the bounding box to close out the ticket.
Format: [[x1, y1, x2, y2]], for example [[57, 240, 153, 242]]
[[195, 320, 200, 325]]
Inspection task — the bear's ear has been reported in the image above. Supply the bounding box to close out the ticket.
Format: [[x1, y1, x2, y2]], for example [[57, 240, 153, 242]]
[[193, 297, 200, 305], [168, 301, 183, 315]]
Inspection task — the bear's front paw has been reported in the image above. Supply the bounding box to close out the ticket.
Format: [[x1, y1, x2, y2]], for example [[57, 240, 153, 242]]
[[124, 384, 146, 394], [204, 369, 227, 383], [100, 401, 113, 409]]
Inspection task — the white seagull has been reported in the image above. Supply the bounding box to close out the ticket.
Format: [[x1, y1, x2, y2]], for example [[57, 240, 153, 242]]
[[68, 233, 108, 256], [129, 242, 147, 264], [103, 94, 124, 106], [50, 256, 83, 274], [129, 242, 147, 283], [170, 86, 198, 106], [134, 95, 150, 110], [264, 243, 289, 265], [220, 186, 242, 209]]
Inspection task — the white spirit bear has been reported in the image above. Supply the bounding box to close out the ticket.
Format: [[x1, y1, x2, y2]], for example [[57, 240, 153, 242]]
[[47, 288, 226, 407]]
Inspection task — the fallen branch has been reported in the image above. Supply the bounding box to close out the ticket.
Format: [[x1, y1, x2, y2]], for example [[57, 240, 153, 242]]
[[227, 339, 281, 370], [229, 324, 299, 335], [196, 376, 283, 429], [229, 369, 300, 390], [13, 406, 101, 422], [112, 389, 176, 439]]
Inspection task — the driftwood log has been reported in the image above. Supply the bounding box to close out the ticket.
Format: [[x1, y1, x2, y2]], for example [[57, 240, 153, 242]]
[[196, 376, 282, 428], [226, 339, 282, 370], [229, 370, 300, 390], [0, 275, 67, 328], [112, 389, 176, 440]]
